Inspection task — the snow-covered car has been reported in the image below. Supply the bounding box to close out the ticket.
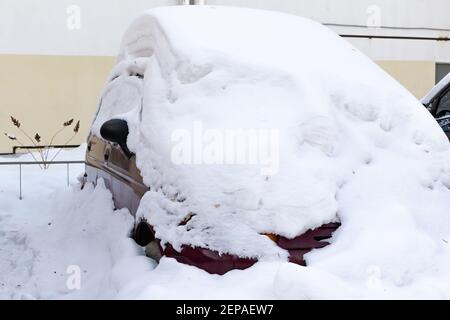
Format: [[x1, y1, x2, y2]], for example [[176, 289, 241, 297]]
[[84, 6, 449, 275], [422, 73, 450, 140]]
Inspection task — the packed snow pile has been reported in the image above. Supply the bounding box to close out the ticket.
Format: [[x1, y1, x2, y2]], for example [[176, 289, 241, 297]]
[[92, 3, 450, 273]]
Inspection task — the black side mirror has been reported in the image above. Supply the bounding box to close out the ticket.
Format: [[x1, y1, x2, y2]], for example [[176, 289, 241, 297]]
[[100, 119, 133, 158]]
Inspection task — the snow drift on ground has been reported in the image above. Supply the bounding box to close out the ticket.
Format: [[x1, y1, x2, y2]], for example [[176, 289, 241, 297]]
[[2, 147, 450, 299]]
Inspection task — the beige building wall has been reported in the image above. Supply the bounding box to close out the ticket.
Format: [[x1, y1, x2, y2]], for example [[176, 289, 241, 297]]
[[0, 54, 115, 154], [0, 55, 438, 153], [376, 61, 436, 100]]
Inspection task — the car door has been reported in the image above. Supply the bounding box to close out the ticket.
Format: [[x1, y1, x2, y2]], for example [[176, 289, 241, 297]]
[[86, 70, 148, 215], [107, 142, 148, 215]]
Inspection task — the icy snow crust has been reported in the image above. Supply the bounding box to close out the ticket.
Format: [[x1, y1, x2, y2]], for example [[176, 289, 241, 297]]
[[94, 5, 450, 271]]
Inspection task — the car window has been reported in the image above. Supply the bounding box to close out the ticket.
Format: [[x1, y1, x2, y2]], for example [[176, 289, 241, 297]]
[[92, 76, 143, 135], [436, 88, 450, 118]]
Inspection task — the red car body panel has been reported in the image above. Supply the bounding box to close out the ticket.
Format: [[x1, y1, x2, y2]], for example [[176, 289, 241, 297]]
[[85, 135, 340, 275], [161, 223, 340, 275]]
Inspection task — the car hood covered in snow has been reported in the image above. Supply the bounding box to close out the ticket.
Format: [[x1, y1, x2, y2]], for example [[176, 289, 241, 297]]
[[93, 5, 450, 280]]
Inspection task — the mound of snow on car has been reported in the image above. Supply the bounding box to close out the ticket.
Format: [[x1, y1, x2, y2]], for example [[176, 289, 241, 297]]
[[92, 3, 450, 281]]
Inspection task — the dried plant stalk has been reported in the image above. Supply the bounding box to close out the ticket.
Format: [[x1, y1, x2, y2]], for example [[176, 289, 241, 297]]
[[4, 133, 43, 169], [4, 116, 81, 169], [49, 121, 81, 163], [44, 118, 77, 166]]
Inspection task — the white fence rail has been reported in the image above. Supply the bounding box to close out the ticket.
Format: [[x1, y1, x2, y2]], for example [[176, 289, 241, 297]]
[[0, 160, 85, 200]]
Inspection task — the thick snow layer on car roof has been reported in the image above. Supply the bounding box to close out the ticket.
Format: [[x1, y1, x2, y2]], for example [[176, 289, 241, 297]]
[[94, 5, 450, 267], [422, 72, 450, 105]]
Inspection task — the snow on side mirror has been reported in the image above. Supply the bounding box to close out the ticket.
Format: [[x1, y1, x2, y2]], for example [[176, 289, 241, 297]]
[[100, 119, 133, 158]]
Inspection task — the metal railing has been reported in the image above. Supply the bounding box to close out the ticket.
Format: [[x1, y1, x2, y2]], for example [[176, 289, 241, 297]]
[[0, 144, 81, 156], [0, 160, 85, 200]]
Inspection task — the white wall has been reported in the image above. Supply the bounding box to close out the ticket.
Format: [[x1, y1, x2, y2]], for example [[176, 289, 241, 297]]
[[1, 0, 449, 61], [208, 0, 450, 30], [215, 0, 450, 62]]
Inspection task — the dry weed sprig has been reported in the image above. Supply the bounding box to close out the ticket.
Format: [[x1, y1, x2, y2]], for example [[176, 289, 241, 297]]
[[44, 118, 76, 165], [10, 116, 20, 128], [11, 116, 47, 163], [4, 133, 43, 169], [74, 121, 80, 133], [4, 116, 81, 169], [4, 133, 16, 141], [49, 121, 81, 163]]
